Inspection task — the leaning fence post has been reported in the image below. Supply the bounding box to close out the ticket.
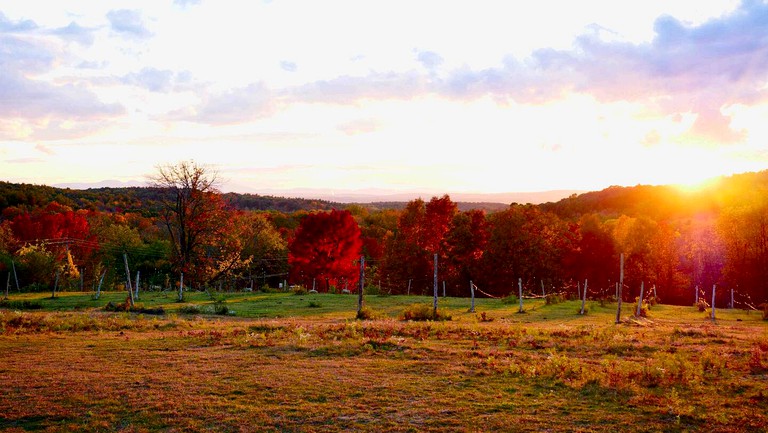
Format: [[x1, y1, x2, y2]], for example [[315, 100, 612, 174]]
[[469, 280, 475, 313]]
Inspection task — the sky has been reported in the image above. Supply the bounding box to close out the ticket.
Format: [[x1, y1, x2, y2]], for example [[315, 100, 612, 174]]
[[1, 0, 768, 197]]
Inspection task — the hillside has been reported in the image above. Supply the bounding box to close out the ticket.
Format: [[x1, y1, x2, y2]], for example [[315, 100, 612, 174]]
[[2, 170, 768, 217]]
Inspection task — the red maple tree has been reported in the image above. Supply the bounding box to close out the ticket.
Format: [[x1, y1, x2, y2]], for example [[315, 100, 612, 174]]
[[288, 209, 362, 292]]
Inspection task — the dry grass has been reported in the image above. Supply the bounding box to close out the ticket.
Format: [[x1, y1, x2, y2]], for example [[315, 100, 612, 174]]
[[0, 295, 766, 432]]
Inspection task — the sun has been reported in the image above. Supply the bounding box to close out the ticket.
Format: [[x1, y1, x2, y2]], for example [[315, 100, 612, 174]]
[[672, 175, 721, 194]]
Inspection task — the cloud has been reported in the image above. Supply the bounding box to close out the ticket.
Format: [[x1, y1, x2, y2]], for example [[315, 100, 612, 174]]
[[337, 118, 381, 135], [5, 157, 44, 164], [35, 144, 55, 155], [106, 9, 152, 39], [290, 71, 428, 104], [280, 61, 297, 72], [175, 82, 276, 124], [51, 22, 95, 46], [0, 12, 37, 32], [123, 67, 175, 92], [280, 0, 768, 144], [416, 50, 443, 71], [174, 0, 202, 7], [0, 19, 124, 139]]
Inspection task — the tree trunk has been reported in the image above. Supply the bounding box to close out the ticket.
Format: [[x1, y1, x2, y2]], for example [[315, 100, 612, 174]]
[[5, 272, 9, 299], [711, 284, 716, 320], [580, 279, 588, 315], [636, 281, 645, 317], [518, 278, 523, 313]]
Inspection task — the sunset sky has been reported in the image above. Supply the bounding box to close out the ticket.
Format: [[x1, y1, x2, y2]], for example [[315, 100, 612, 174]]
[[1, 0, 767, 197]]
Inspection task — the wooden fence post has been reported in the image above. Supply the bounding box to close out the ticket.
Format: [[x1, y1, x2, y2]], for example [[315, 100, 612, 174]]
[[178, 272, 184, 302], [616, 254, 624, 324], [12, 260, 19, 292], [433, 254, 438, 318], [469, 280, 475, 313], [123, 253, 134, 307], [357, 256, 364, 317]]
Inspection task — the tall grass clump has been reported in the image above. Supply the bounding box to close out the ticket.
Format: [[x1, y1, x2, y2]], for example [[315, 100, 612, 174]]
[[399, 304, 451, 321]]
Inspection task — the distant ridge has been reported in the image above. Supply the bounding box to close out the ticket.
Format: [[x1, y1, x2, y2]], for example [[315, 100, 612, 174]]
[[242, 188, 584, 205], [48, 181, 583, 206], [53, 179, 148, 189]]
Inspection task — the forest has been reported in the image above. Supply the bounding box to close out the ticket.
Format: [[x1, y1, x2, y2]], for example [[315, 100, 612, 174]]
[[1, 164, 767, 308]]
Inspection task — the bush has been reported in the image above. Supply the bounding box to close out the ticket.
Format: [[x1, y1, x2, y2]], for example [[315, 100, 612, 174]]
[[104, 301, 165, 315], [476, 311, 494, 322], [356, 306, 377, 320], [307, 301, 321, 308], [501, 295, 518, 305], [292, 286, 308, 296], [0, 299, 44, 310], [545, 294, 563, 305], [179, 304, 202, 314], [399, 304, 451, 321], [696, 298, 709, 312]]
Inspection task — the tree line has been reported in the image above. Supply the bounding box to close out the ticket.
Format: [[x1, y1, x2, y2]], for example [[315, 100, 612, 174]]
[[1, 163, 767, 307]]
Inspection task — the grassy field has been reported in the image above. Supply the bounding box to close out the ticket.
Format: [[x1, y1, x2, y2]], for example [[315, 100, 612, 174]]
[[0, 291, 766, 432]]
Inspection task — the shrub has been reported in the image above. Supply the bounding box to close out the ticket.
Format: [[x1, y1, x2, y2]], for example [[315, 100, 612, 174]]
[[356, 306, 377, 320], [104, 301, 165, 315], [476, 311, 494, 322], [292, 286, 308, 296], [545, 294, 563, 305], [179, 304, 202, 314], [307, 301, 321, 308], [399, 304, 451, 321], [501, 295, 518, 305], [696, 298, 709, 312], [0, 299, 44, 310]]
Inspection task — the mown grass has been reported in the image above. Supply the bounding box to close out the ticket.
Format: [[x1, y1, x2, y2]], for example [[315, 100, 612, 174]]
[[0, 291, 766, 432]]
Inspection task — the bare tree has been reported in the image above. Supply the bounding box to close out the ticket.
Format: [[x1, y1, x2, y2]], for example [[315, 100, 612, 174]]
[[150, 161, 223, 287]]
